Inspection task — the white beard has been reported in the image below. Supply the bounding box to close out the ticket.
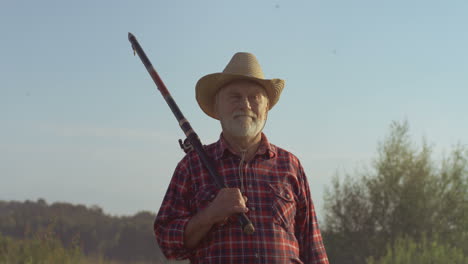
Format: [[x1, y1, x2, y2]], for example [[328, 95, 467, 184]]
[[220, 110, 266, 138]]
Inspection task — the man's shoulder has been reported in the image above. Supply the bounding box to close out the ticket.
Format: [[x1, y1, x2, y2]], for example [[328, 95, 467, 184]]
[[269, 143, 291, 155], [268, 142, 301, 163]]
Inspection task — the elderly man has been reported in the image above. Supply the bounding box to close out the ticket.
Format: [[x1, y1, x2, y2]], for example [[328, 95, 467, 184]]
[[154, 52, 329, 263]]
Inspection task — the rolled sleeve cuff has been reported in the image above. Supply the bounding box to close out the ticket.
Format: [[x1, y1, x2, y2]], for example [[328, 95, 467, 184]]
[[155, 217, 193, 260]]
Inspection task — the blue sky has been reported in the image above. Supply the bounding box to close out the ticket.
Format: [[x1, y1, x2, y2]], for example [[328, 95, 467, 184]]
[[1, 0, 467, 220]]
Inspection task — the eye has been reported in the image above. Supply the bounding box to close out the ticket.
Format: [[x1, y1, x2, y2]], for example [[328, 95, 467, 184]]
[[249, 94, 262, 102], [228, 94, 242, 102]]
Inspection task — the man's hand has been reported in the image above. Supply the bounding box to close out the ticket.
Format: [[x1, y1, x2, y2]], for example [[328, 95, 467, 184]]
[[184, 188, 248, 249], [205, 188, 248, 225]]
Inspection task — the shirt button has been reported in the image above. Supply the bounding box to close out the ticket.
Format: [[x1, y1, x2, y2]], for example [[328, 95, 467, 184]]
[[255, 252, 260, 258], [285, 193, 290, 199], [248, 184, 253, 189], [210, 194, 215, 199], [251, 207, 256, 211]]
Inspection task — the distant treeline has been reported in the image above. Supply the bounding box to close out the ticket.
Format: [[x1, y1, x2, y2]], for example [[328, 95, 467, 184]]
[[0, 199, 166, 263]]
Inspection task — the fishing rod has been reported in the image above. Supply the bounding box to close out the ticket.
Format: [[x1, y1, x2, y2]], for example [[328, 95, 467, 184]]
[[128, 32, 255, 234]]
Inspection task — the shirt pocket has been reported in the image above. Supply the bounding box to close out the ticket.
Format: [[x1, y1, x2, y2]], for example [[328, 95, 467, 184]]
[[269, 183, 296, 232]]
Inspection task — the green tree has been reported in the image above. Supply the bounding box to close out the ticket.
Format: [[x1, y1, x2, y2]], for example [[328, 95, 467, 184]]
[[323, 121, 468, 263]]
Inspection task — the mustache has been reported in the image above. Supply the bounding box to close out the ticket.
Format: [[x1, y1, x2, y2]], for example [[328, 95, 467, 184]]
[[232, 111, 257, 119]]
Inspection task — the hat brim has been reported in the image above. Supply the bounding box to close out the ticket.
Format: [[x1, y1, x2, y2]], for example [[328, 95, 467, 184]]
[[196, 73, 285, 120]]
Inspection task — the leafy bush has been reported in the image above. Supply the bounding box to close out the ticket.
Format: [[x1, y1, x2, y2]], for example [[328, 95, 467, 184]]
[[367, 235, 468, 264], [0, 231, 85, 264]]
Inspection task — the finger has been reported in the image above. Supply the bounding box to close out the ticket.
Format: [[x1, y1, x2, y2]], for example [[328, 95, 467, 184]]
[[232, 205, 249, 214], [232, 188, 242, 195]]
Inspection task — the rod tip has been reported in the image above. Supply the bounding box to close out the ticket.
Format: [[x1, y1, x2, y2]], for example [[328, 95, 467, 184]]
[[128, 32, 134, 40]]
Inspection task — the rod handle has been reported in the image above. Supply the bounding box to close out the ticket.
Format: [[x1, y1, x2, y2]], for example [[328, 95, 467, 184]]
[[240, 213, 255, 234]]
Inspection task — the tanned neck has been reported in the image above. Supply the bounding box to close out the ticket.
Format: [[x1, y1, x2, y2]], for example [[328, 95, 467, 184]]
[[222, 132, 262, 161]]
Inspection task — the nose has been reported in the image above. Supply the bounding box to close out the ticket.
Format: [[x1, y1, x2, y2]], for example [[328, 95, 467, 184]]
[[238, 96, 252, 110]]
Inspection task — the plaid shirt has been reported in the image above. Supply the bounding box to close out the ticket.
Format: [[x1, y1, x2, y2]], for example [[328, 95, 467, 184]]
[[154, 133, 329, 264]]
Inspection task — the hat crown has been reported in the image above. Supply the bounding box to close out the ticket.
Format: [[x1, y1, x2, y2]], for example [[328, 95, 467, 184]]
[[223, 52, 265, 79]]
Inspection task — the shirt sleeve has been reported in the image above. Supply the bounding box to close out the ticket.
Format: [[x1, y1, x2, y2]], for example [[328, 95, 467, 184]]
[[154, 157, 194, 260], [295, 161, 330, 264]]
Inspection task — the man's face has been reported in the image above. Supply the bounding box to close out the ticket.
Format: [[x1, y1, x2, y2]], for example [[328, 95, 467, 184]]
[[215, 80, 269, 139]]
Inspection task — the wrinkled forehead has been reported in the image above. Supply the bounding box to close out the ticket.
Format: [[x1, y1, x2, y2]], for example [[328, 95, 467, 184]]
[[217, 79, 268, 97]]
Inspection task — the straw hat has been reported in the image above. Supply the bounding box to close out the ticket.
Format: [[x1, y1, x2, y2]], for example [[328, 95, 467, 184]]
[[195, 52, 285, 119]]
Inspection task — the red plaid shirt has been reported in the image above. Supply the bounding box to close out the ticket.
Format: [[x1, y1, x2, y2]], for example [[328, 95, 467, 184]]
[[154, 133, 329, 264]]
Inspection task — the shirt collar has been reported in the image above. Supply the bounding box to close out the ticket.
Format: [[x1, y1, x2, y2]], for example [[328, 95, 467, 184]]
[[213, 132, 277, 161]]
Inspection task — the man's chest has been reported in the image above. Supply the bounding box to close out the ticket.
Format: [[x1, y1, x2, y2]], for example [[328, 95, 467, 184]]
[[190, 158, 301, 232]]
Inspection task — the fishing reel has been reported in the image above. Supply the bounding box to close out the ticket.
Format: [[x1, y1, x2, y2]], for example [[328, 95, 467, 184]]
[[178, 138, 193, 153]]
